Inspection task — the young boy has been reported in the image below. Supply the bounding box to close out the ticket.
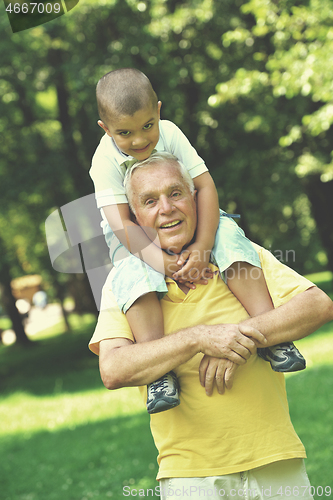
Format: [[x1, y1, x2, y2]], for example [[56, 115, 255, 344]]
[[90, 68, 305, 414]]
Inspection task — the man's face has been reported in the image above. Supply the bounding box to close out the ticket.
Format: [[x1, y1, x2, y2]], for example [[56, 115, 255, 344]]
[[130, 162, 197, 254], [100, 102, 161, 161]]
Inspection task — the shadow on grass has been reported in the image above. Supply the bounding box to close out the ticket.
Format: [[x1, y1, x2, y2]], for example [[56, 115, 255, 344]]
[[287, 363, 333, 494], [0, 411, 158, 500], [0, 323, 101, 396]]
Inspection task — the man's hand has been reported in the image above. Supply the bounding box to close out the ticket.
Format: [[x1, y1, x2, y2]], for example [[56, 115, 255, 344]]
[[172, 242, 214, 287], [199, 356, 238, 396], [198, 323, 266, 365]]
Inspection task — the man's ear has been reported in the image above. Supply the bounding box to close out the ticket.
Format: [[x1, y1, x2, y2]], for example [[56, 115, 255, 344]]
[[98, 120, 112, 137]]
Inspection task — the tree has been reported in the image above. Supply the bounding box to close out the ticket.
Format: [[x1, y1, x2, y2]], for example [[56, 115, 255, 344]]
[[207, 0, 333, 273], [0, 237, 31, 346]]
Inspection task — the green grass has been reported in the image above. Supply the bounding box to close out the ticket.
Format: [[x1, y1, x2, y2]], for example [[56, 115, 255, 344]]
[[289, 328, 333, 495], [0, 320, 158, 500], [0, 274, 333, 500]]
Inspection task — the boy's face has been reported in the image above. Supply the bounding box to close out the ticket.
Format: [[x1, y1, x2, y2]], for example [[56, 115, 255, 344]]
[[99, 101, 161, 161]]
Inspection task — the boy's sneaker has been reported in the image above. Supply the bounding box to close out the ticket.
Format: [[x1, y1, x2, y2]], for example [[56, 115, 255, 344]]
[[257, 342, 306, 372], [146, 371, 180, 414]]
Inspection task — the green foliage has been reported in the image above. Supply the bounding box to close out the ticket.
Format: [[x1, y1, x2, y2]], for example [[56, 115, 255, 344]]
[[207, 0, 333, 272]]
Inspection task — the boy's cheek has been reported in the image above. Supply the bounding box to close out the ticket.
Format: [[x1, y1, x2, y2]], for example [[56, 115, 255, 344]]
[[113, 137, 127, 151]]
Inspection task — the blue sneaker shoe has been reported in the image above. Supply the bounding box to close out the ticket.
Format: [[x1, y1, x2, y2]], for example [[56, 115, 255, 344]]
[[146, 371, 180, 414], [257, 342, 306, 372]]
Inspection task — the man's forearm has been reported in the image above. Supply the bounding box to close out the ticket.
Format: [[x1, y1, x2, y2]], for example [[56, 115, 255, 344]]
[[242, 286, 333, 348], [99, 323, 264, 390], [99, 330, 200, 389]]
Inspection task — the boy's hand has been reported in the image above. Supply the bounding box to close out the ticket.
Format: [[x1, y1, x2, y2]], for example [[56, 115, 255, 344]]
[[172, 242, 214, 287], [163, 252, 182, 279]]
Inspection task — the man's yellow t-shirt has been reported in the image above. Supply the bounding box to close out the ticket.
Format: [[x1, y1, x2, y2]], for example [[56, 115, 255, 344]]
[[89, 245, 314, 479]]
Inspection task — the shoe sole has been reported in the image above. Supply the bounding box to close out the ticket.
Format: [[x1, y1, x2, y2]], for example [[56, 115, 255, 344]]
[[147, 399, 180, 414], [271, 361, 306, 372]]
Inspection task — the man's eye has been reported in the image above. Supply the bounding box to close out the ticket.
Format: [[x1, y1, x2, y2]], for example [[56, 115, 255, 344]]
[[143, 123, 153, 130], [145, 199, 155, 206], [172, 192, 181, 198]]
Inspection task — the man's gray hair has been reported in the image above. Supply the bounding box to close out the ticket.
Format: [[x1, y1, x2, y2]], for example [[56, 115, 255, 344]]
[[124, 152, 195, 214]]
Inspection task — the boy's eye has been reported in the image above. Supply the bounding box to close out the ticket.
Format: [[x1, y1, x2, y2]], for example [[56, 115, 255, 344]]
[[119, 131, 130, 137], [143, 123, 153, 130]]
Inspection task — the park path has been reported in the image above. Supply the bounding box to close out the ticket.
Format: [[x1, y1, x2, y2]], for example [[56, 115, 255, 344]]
[[2, 303, 64, 345]]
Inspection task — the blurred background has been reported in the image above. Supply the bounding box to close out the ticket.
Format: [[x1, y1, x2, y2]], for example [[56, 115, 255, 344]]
[[0, 0, 332, 498], [1, 0, 333, 344]]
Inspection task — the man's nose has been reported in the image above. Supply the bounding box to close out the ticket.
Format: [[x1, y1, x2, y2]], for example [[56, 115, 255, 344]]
[[159, 195, 174, 214]]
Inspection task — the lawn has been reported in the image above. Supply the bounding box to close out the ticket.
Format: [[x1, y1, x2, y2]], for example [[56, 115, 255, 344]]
[[0, 317, 157, 500], [0, 274, 332, 500]]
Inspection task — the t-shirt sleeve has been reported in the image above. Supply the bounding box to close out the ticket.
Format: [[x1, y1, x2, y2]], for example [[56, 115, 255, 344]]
[[255, 244, 315, 308], [89, 136, 128, 208], [89, 274, 134, 355], [161, 121, 208, 179]]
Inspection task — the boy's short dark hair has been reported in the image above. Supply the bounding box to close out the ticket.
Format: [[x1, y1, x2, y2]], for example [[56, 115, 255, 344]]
[[96, 68, 158, 126]]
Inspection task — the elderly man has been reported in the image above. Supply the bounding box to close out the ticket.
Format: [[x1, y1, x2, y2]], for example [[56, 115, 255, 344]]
[[89, 152, 333, 499]]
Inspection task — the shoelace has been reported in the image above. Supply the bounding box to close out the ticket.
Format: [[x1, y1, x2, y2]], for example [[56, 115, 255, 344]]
[[150, 376, 169, 394], [276, 344, 293, 352]]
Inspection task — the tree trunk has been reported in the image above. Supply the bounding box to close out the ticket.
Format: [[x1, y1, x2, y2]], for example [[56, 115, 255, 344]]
[[48, 47, 91, 198], [304, 175, 333, 275], [0, 277, 32, 347], [68, 274, 98, 315], [52, 279, 71, 332]]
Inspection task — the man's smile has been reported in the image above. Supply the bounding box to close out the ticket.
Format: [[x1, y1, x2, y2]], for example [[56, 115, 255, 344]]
[[160, 219, 182, 229]]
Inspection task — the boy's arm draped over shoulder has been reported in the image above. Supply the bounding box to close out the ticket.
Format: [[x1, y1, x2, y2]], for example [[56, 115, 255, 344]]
[[193, 171, 220, 250], [174, 172, 220, 282], [102, 203, 180, 277], [161, 122, 220, 281]]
